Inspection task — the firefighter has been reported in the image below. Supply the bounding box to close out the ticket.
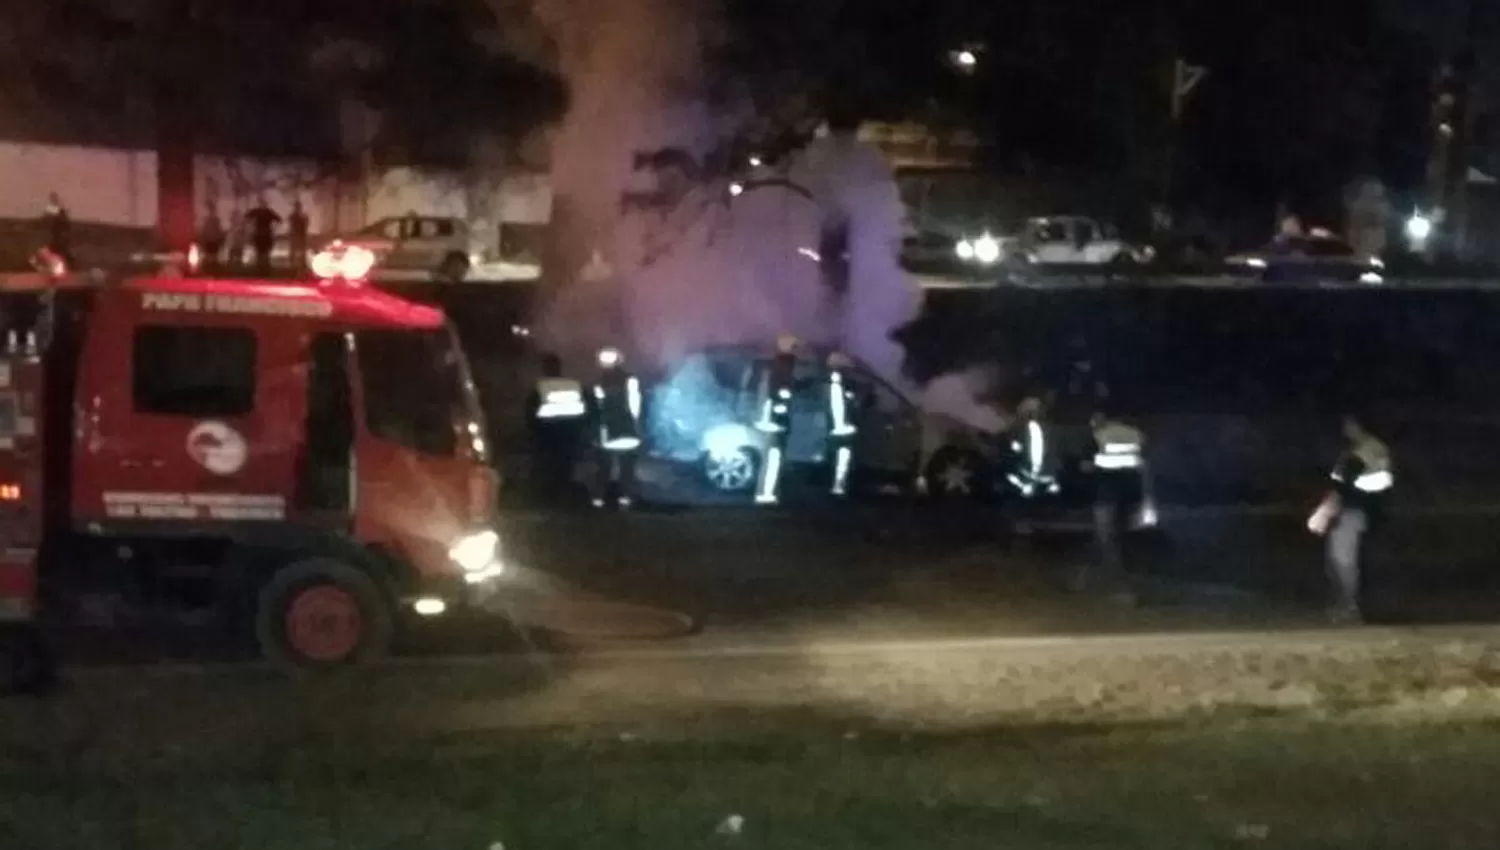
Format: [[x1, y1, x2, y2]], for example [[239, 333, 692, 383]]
[[589, 346, 643, 510], [1307, 413, 1393, 623], [1079, 401, 1147, 602], [825, 351, 858, 497], [525, 352, 586, 506], [1005, 395, 1062, 504], [754, 333, 800, 505], [288, 199, 311, 272]]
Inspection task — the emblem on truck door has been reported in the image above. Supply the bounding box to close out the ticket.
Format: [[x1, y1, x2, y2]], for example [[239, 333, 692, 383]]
[[186, 421, 248, 476]]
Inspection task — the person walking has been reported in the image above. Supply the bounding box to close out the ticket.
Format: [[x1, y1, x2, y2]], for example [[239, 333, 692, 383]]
[[1080, 401, 1148, 603], [1307, 413, 1393, 623]]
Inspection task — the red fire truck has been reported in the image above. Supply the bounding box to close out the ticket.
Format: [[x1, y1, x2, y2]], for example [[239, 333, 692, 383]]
[[0, 255, 504, 686]]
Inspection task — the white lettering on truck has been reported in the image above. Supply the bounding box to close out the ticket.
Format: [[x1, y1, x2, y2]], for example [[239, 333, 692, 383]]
[[142, 292, 333, 318], [103, 492, 286, 521]]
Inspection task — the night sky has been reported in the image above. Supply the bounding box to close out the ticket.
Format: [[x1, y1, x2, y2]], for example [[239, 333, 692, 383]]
[[5, 0, 1491, 232]]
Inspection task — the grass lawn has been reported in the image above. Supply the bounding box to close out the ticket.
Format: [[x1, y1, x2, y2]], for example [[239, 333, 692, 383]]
[[1, 688, 1498, 850]]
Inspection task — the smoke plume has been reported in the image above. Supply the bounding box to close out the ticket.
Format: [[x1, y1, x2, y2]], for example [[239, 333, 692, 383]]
[[523, 0, 921, 387]]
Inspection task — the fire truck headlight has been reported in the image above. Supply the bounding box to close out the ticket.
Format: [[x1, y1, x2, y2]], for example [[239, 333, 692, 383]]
[[971, 234, 1001, 264], [449, 529, 500, 574], [1405, 213, 1433, 244], [955, 239, 976, 261]]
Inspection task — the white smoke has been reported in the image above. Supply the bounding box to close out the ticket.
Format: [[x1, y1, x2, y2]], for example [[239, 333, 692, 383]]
[[522, 0, 922, 388]]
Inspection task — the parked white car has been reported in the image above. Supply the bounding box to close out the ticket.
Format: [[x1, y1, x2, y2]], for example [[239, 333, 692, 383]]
[[330, 216, 487, 282], [1017, 216, 1140, 265], [951, 216, 1146, 268]]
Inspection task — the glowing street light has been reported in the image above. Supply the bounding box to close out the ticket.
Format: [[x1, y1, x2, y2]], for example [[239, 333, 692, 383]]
[[947, 46, 982, 74], [1405, 212, 1434, 249]]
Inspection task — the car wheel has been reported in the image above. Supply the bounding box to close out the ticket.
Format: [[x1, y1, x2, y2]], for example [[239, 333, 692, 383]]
[[922, 447, 990, 502], [437, 252, 470, 283], [255, 558, 392, 672], [703, 447, 758, 493]]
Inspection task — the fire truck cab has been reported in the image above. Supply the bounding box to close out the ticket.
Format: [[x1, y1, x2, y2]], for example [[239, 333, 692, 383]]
[[0, 267, 503, 682]]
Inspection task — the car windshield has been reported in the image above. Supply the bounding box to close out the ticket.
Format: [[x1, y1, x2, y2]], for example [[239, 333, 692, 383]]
[[356, 326, 486, 460]]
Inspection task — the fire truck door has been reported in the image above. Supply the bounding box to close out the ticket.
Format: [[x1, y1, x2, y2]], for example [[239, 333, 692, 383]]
[[91, 324, 301, 523]]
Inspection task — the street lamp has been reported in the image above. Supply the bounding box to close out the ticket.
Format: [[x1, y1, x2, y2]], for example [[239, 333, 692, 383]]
[[1405, 212, 1434, 250], [947, 46, 981, 74]]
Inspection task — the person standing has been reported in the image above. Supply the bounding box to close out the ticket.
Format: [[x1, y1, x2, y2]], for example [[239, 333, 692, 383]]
[[825, 351, 858, 497], [1080, 402, 1148, 603], [41, 193, 70, 265], [288, 199, 311, 272], [754, 334, 800, 505], [245, 197, 281, 276], [589, 346, 643, 510], [1005, 395, 1062, 501], [225, 212, 247, 269], [1307, 413, 1393, 623], [525, 352, 587, 506], [198, 205, 226, 273]]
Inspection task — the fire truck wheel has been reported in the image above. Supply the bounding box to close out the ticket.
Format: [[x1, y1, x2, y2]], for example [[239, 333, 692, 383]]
[[256, 559, 393, 671]]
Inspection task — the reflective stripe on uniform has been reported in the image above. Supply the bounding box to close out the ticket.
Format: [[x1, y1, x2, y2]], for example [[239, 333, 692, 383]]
[[1027, 420, 1044, 474], [1331, 436, 1394, 493], [1092, 422, 1143, 470], [536, 378, 586, 420], [829, 370, 855, 437], [603, 436, 642, 452], [626, 376, 641, 421], [538, 390, 586, 419], [1094, 453, 1142, 470]]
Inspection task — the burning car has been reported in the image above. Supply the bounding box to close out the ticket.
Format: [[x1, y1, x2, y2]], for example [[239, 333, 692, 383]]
[[645, 345, 1001, 499]]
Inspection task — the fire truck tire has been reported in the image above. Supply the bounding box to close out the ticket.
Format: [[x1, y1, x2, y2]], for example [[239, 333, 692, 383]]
[[255, 559, 393, 672]]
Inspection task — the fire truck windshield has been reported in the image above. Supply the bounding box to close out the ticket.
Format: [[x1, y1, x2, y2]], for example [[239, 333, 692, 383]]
[[357, 326, 487, 461]]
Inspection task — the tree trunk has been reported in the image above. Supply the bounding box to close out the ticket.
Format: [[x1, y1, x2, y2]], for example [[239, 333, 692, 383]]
[[155, 0, 197, 252]]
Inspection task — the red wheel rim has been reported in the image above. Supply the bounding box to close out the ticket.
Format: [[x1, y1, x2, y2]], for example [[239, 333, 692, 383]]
[[285, 585, 364, 662]]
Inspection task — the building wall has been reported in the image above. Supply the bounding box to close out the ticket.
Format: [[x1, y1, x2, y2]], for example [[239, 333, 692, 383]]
[[0, 141, 552, 235]]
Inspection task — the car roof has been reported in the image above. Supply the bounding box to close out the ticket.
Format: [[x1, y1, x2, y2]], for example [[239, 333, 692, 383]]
[[119, 275, 445, 330], [371, 215, 459, 223]]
